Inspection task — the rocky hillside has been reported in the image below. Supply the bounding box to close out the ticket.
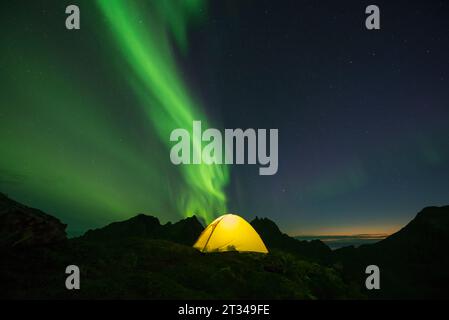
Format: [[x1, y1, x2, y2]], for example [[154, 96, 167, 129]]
[[334, 205, 449, 299], [0, 194, 358, 299], [2, 193, 449, 299], [0, 193, 66, 248]]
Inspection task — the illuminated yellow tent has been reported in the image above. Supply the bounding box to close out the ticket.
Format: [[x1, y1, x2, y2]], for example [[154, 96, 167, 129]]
[[193, 214, 268, 253]]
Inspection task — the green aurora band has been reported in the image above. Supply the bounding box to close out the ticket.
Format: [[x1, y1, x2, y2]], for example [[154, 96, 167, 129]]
[[96, 0, 229, 222], [0, 0, 228, 232]]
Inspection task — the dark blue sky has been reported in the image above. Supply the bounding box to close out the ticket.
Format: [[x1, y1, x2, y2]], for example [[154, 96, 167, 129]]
[[183, 0, 449, 234]]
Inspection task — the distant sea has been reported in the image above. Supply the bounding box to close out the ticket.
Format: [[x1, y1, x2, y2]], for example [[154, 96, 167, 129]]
[[294, 234, 388, 250]]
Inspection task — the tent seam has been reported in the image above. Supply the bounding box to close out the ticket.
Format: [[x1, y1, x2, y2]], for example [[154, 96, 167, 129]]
[[202, 216, 225, 252]]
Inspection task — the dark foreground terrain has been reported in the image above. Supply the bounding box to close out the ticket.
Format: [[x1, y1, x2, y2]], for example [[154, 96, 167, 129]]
[[1, 193, 448, 299]]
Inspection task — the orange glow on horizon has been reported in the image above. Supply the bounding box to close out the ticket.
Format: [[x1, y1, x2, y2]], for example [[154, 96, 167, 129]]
[[288, 224, 403, 237]]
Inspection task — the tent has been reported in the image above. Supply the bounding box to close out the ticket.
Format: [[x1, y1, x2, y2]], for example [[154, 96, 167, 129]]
[[193, 214, 268, 253]]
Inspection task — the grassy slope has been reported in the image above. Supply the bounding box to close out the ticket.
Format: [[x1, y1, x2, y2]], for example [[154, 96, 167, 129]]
[[1, 237, 362, 300]]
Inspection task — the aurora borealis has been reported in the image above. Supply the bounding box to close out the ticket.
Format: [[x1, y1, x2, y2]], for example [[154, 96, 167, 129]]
[[96, 0, 228, 222], [1, 0, 228, 231], [1, 0, 449, 236]]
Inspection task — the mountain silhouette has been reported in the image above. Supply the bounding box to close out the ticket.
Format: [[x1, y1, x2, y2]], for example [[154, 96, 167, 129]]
[[334, 205, 449, 299], [251, 217, 332, 264], [1, 192, 449, 299], [0, 193, 66, 248], [82, 214, 204, 246], [0, 194, 354, 299]]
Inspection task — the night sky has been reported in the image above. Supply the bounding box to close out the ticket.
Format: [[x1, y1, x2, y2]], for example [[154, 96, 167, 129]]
[[1, 0, 448, 236]]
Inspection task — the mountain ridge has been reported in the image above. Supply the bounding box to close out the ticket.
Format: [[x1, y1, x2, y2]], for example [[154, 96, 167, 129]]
[[0, 193, 67, 247], [334, 205, 449, 298], [81, 213, 204, 246], [1, 192, 449, 298]]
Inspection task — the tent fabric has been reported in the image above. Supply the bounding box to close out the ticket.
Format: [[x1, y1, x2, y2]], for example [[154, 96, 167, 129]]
[[193, 214, 268, 253]]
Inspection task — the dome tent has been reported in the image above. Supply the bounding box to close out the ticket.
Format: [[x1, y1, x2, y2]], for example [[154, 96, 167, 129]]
[[193, 214, 268, 253]]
